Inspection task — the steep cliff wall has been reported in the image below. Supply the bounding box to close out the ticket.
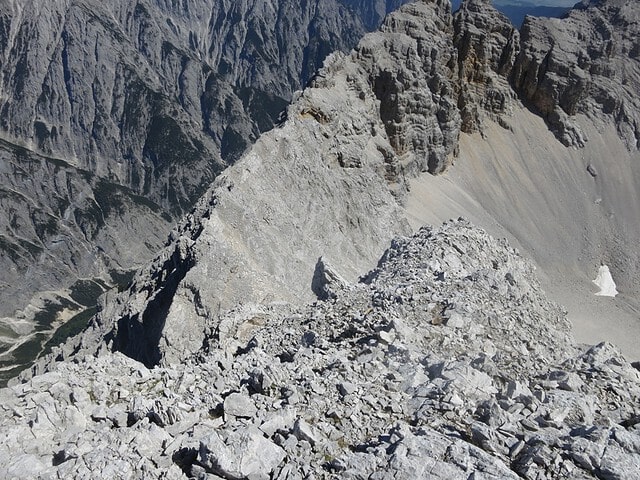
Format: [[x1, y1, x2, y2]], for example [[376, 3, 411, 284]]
[[406, 0, 640, 361], [512, 0, 640, 149], [34, 0, 537, 369]]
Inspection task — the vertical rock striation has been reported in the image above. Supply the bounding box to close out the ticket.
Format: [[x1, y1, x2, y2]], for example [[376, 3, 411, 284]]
[[453, 0, 520, 132]]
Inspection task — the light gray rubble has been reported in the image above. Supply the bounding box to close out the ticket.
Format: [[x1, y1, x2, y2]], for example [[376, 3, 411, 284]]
[[1, 221, 638, 479]]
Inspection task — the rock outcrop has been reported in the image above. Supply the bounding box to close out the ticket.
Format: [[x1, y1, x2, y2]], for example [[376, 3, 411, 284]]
[[1, 221, 639, 478], [453, 0, 520, 132], [512, 0, 640, 148]]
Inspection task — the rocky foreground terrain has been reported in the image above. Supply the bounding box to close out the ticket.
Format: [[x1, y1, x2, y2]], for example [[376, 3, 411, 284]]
[[2, 220, 639, 478], [1, 0, 640, 478]]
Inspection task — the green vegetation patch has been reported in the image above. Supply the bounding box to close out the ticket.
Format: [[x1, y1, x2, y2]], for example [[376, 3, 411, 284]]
[[0, 332, 48, 371], [41, 306, 97, 358], [69, 279, 106, 307], [0, 235, 25, 264], [16, 238, 43, 258], [0, 235, 43, 263], [237, 86, 289, 133]]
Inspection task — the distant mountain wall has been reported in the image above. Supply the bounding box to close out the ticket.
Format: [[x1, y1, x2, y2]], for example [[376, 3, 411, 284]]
[[452, 0, 569, 26]]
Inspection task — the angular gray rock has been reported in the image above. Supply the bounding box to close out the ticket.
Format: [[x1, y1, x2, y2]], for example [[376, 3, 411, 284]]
[[512, 0, 640, 149], [224, 392, 257, 418], [199, 428, 286, 480]]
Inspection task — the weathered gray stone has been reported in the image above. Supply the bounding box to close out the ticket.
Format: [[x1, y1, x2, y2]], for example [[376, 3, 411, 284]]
[[293, 418, 321, 447], [512, 0, 640, 149], [224, 393, 257, 419], [199, 428, 286, 480]]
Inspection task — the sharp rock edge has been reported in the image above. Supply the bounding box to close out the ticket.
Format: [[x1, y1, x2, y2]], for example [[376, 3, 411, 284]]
[[37, 0, 638, 372]]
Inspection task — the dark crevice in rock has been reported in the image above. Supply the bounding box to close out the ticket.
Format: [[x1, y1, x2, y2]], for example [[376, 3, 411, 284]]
[[111, 247, 196, 368]]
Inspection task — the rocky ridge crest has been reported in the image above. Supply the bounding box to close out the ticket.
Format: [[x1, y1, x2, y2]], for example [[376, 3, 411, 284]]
[[46, 0, 499, 369], [7, 0, 640, 382], [26, 0, 640, 377], [2, 1, 640, 477], [1, 221, 639, 478]]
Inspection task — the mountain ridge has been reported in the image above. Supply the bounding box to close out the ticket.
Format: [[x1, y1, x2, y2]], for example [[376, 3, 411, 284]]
[[22, 0, 640, 376], [1, 0, 640, 477]]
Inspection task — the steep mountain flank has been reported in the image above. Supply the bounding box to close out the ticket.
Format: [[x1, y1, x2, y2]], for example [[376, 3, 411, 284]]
[[512, 0, 640, 149], [0, 0, 410, 381], [57, 0, 478, 368]]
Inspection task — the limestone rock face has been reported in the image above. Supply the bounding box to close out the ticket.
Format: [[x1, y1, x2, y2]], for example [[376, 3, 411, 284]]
[[356, 0, 460, 175], [512, 0, 640, 148], [453, 0, 520, 132], [66, 0, 536, 368], [97, 91, 411, 367], [343, 0, 521, 177], [0, 138, 170, 338]]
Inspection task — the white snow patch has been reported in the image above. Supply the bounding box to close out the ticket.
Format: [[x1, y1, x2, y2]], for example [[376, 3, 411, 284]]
[[593, 265, 618, 297]]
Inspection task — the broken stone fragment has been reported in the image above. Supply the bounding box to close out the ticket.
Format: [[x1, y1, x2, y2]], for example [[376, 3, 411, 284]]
[[311, 257, 350, 300], [260, 407, 297, 437], [293, 418, 321, 446], [199, 427, 286, 480], [223, 392, 257, 418]]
